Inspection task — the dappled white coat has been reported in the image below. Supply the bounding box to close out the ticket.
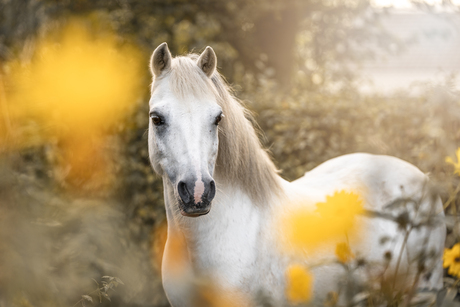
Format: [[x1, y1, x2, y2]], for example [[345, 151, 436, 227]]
[[148, 43, 446, 307]]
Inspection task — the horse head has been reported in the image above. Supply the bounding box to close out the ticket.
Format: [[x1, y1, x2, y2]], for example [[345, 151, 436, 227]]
[[148, 43, 222, 217]]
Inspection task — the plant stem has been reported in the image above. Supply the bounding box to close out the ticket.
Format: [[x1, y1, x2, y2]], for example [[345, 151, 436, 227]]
[[392, 226, 413, 291]]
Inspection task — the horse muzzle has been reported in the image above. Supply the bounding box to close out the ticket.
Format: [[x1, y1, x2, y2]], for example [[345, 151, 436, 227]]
[[177, 178, 216, 217]]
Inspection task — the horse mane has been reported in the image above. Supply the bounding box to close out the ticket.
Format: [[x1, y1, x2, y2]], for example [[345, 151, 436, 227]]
[[165, 54, 283, 205]]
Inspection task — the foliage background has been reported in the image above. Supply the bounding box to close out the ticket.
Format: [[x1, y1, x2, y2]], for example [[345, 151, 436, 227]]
[[0, 0, 459, 306]]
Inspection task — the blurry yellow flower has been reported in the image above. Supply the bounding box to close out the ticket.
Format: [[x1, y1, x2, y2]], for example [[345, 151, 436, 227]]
[[315, 190, 364, 230], [151, 221, 168, 271], [446, 148, 460, 176], [5, 17, 144, 191], [163, 230, 189, 277], [335, 242, 354, 263], [443, 243, 460, 278], [285, 264, 313, 304], [193, 280, 249, 307], [8, 18, 143, 135], [280, 190, 364, 253]]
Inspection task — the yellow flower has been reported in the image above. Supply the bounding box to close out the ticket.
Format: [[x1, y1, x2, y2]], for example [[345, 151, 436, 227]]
[[443, 243, 460, 278], [194, 279, 249, 307], [6, 17, 143, 190], [335, 242, 354, 263], [315, 190, 364, 231], [280, 190, 364, 253], [446, 148, 460, 176], [285, 264, 313, 304], [8, 18, 143, 135]]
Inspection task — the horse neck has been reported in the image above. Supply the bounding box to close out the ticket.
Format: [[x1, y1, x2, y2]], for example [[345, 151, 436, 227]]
[[163, 177, 271, 273]]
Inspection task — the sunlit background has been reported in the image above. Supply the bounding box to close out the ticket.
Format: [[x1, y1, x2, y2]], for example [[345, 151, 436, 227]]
[[0, 0, 460, 306]]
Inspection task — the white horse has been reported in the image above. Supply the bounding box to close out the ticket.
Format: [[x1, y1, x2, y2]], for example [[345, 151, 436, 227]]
[[147, 43, 446, 306]]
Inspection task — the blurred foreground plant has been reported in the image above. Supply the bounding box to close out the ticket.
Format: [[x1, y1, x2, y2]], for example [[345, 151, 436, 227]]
[[446, 148, 460, 177], [3, 16, 144, 193], [278, 190, 364, 305], [277, 184, 447, 306], [73, 276, 124, 307], [285, 264, 313, 305], [335, 242, 354, 264], [280, 190, 364, 254]]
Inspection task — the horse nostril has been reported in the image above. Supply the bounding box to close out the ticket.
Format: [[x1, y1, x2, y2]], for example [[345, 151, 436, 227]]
[[208, 180, 216, 201], [178, 181, 191, 203]]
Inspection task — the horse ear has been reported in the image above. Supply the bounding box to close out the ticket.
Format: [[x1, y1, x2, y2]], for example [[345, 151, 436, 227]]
[[150, 42, 172, 77], [197, 46, 217, 77]]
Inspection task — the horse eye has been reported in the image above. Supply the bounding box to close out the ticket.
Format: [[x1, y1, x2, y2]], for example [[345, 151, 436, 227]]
[[214, 113, 224, 126], [150, 113, 164, 126]]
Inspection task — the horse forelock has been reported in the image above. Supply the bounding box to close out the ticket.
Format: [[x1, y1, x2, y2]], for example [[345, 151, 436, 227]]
[[163, 54, 283, 205]]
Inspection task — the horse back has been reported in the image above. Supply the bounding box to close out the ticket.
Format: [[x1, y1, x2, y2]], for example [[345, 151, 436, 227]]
[[292, 153, 433, 212]]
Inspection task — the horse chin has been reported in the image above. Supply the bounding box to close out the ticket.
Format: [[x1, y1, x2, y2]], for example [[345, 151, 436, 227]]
[[178, 201, 211, 217]]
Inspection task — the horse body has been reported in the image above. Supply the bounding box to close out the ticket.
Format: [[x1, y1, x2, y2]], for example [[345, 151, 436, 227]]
[[147, 43, 445, 306], [289, 154, 445, 293]]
